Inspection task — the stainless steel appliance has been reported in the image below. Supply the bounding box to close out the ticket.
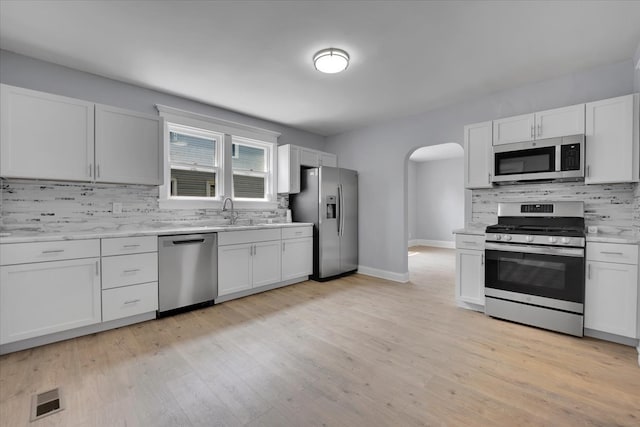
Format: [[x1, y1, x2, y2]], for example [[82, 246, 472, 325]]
[[290, 166, 358, 281], [492, 134, 584, 183], [484, 202, 585, 336], [158, 233, 217, 316]]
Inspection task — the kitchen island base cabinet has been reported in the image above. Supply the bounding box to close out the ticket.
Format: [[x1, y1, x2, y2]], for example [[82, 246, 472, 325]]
[[0, 258, 102, 345]]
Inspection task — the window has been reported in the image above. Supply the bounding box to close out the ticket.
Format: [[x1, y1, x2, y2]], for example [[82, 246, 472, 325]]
[[232, 137, 269, 200], [157, 105, 280, 209], [168, 124, 222, 199]]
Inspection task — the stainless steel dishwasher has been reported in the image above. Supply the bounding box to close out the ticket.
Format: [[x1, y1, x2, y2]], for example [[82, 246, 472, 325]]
[[158, 233, 217, 316]]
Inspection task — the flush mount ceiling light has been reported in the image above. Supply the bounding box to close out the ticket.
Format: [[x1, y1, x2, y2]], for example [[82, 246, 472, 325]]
[[313, 48, 350, 74]]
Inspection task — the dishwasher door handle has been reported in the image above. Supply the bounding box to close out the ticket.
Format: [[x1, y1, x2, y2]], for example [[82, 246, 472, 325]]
[[171, 238, 206, 245]]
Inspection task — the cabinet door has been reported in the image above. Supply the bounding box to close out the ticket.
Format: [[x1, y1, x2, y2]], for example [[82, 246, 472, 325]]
[[535, 104, 585, 139], [455, 249, 484, 306], [0, 258, 101, 344], [319, 153, 337, 167], [252, 240, 282, 288], [0, 84, 94, 181], [492, 113, 534, 145], [300, 148, 320, 167], [95, 105, 163, 185], [585, 94, 639, 184], [277, 145, 300, 194], [218, 243, 253, 296], [464, 121, 493, 189], [282, 237, 313, 280], [585, 260, 638, 338]]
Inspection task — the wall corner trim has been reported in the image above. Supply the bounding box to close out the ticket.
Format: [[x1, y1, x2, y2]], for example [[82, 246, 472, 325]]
[[357, 265, 410, 283]]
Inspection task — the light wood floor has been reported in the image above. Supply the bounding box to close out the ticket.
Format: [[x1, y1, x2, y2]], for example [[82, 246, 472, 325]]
[[1, 246, 639, 426]]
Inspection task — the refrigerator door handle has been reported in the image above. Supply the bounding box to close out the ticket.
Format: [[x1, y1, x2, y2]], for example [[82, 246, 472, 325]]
[[338, 184, 344, 236], [337, 185, 342, 235]]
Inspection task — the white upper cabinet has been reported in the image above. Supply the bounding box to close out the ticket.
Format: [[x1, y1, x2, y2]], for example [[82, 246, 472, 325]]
[[492, 104, 585, 145], [585, 94, 639, 184], [277, 144, 300, 194], [278, 144, 337, 193], [95, 105, 163, 185], [535, 104, 585, 139], [464, 121, 493, 189], [492, 113, 535, 145], [0, 84, 164, 186], [0, 84, 94, 181]]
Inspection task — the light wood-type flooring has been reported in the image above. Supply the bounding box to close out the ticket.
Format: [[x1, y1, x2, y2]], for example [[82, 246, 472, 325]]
[[1, 246, 639, 426]]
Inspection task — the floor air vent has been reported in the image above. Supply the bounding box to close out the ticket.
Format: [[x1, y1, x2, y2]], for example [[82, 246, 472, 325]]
[[30, 388, 64, 421]]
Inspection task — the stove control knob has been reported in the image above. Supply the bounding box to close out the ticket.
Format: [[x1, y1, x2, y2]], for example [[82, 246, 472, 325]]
[[548, 237, 558, 244], [503, 235, 512, 241], [525, 235, 534, 242], [494, 234, 501, 241], [561, 237, 571, 245]]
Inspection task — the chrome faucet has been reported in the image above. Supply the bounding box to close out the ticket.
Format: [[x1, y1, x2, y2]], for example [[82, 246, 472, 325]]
[[222, 197, 237, 224]]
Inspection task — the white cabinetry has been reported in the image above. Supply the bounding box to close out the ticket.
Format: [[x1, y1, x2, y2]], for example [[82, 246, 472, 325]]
[[281, 226, 313, 280], [218, 229, 282, 296], [492, 104, 584, 145], [95, 105, 163, 185], [0, 84, 163, 185], [585, 242, 639, 339], [277, 144, 300, 194], [0, 240, 101, 345], [464, 121, 493, 189], [0, 84, 94, 181], [100, 236, 158, 322], [585, 94, 639, 184], [454, 234, 485, 311], [278, 144, 337, 194]]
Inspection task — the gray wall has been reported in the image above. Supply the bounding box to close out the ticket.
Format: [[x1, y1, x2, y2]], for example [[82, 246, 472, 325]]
[[407, 160, 417, 242], [326, 59, 636, 277], [411, 158, 464, 243], [0, 50, 326, 150], [635, 42, 640, 91]]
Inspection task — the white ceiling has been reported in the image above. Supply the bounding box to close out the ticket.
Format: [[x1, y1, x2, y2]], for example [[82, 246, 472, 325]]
[[410, 143, 463, 162], [1, 1, 639, 137]]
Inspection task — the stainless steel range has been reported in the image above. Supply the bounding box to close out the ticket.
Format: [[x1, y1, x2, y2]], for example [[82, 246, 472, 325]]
[[484, 202, 585, 336]]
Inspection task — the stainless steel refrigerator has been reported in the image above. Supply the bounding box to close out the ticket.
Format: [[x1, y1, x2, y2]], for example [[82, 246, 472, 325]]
[[290, 166, 358, 280]]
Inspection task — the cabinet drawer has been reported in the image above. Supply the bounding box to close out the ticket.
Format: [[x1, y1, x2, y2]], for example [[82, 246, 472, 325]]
[[101, 236, 157, 256], [218, 228, 281, 246], [282, 226, 313, 239], [101, 252, 158, 289], [455, 234, 485, 250], [102, 282, 158, 322], [587, 242, 638, 265], [0, 239, 100, 266]]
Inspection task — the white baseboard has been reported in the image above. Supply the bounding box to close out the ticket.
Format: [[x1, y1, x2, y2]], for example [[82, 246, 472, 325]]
[[408, 239, 455, 249], [357, 265, 410, 283]]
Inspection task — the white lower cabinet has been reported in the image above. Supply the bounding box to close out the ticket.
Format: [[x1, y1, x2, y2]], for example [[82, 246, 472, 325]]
[[218, 229, 282, 297], [0, 257, 102, 344], [455, 234, 485, 310], [585, 242, 639, 338], [102, 282, 158, 323], [282, 237, 313, 280]]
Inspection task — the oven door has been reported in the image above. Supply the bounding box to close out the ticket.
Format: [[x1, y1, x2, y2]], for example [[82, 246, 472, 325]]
[[485, 242, 585, 305]]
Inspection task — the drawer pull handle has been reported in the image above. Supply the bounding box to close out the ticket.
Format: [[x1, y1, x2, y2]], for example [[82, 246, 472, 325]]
[[462, 241, 476, 245], [295, 231, 302, 235], [123, 269, 140, 273], [587, 263, 591, 280], [600, 251, 624, 255], [42, 249, 64, 254], [124, 299, 141, 305], [123, 244, 140, 248]]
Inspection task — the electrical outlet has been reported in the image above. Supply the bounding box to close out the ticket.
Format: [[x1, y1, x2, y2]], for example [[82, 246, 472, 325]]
[[112, 202, 123, 214], [587, 226, 598, 234]]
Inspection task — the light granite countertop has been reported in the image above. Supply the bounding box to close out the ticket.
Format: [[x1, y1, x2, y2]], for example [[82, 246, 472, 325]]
[[0, 222, 314, 244], [452, 226, 487, 236]]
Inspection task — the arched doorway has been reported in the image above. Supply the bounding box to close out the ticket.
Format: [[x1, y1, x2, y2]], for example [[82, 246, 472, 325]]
[[406, 143, 466, 276]]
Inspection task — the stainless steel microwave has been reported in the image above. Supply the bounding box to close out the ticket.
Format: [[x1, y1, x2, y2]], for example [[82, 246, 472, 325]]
[[492, 134, 584, 183]]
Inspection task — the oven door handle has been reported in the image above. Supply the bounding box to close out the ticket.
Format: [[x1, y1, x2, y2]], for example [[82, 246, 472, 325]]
[[485, 242, 584, 257]]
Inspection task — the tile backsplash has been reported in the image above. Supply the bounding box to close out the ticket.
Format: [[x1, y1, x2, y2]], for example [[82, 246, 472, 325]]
[[0, 179, 286, 234], [472, 181, 639, 236]]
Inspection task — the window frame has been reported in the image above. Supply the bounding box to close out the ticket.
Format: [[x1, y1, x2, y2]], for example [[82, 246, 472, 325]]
[[231, 136, 271, 202], [157, 105, 280, 210]]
